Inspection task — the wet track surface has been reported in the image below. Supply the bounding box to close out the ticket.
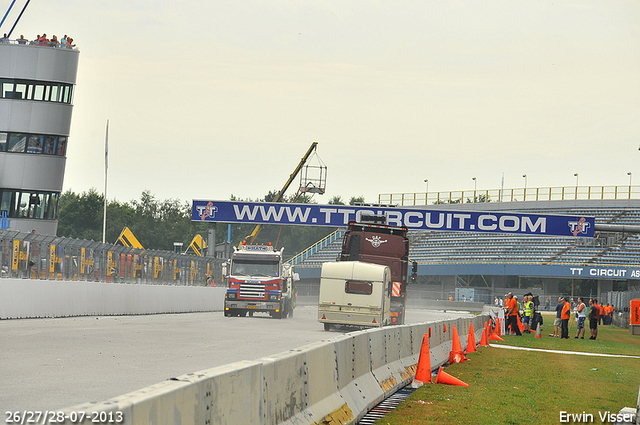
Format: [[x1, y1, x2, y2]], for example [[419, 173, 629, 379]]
[[0, 305, 472, 412]]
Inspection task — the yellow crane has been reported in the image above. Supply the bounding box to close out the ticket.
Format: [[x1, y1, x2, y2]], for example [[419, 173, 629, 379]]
[[242, 141, 326, 245]]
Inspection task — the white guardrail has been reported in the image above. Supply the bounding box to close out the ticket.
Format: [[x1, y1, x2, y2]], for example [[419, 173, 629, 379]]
[[51, 314, 488, 425]]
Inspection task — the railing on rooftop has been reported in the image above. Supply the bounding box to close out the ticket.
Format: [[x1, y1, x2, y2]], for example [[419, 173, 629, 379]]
[[379, 185, 640, 206], [0, 38, 77, 50]]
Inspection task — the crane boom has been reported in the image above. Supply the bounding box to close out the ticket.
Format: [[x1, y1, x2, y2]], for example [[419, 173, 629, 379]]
[[243, 142, 318, 244]]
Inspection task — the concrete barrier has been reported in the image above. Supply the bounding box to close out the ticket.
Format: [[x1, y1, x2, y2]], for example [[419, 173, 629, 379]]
[[0, 278, 225, 319], [53, 314, 488, 425]]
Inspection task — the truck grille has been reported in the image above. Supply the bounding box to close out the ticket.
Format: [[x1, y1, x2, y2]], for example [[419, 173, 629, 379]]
[[239, 283, 266, 299]]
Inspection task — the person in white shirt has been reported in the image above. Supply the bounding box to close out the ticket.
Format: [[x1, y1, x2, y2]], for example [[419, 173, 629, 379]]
[[574, 297, 587, 339]]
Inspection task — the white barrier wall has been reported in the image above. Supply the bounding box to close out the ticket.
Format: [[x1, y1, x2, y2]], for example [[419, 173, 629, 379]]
[[0, 279, 225, 319], [53, 314, 489, 425]]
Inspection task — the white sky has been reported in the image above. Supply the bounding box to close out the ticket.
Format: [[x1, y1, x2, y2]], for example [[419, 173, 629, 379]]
[[4, 1, 640, 204]]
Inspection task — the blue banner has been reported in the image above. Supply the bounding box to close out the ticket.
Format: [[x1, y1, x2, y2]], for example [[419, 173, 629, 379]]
[[191, 200, 595, 238]]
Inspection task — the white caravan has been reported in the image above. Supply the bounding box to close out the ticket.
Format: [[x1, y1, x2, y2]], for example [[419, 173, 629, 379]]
[[318, 261, 392, 330]]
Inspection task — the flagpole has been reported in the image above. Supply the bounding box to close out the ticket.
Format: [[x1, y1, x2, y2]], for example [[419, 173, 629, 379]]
[[102, 120, 108, 244]]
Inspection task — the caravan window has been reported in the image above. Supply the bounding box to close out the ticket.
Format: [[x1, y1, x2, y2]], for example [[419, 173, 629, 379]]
[[345, 280, 373, 295]]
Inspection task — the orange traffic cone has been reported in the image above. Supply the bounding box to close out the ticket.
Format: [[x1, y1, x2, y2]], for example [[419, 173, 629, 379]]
[[451, 325, 463, 352], [535, 322, 542, 338], [517, 314, 524, 332], [479, 325, 490, 347], [413, 333, 432, 385], [489, 332, 504, 341], [435, 366, 469, 387], [465, 322, 477, 353], [490, 319, 504, 341], [449, 325, 465, 364]]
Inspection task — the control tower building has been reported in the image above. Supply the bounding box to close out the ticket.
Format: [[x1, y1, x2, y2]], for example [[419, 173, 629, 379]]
[[0, 39, 79, 235]]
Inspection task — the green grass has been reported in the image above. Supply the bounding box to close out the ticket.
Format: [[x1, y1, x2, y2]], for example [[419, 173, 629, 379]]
[[496, 315, 640, 357], [376, 325, 640, 425]]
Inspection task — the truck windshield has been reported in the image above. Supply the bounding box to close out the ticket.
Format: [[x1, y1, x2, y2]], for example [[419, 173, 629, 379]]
[[231, 260, 279, 277]]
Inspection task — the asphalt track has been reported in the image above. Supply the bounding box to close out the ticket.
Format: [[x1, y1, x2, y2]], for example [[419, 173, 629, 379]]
[[1, 305, 472, 413]]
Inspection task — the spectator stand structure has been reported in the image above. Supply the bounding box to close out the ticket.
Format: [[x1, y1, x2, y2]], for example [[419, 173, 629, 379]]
[[289, 193, 640, 305]]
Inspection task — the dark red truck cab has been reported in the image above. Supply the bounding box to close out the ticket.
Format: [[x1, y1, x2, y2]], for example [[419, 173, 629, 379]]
[[339, 218, 410, 325]]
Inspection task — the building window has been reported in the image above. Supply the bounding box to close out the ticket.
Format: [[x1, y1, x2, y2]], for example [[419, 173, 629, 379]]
[[0, 189, 60, 220], [0, 191, 11, 214], [27, 135, 44, 153], [8, 134, 27, 152], [0, 131, 67, 156], [43, 136, 56, 154], [0, 78, 73, 104], [57, 137, 67, 155]]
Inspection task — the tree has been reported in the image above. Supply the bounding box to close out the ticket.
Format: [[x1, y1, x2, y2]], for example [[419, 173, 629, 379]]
[[328, 195, 345, 205], [129, 190, 193, 250], [57, 189, 105, 240], [349, 196, 365, 205]]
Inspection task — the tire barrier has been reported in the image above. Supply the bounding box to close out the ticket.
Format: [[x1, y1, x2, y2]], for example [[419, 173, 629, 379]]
[[52, 314, 488, 425]]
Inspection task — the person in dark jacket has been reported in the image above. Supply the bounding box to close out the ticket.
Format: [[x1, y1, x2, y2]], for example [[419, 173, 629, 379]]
[[589, 299, 599, 340]]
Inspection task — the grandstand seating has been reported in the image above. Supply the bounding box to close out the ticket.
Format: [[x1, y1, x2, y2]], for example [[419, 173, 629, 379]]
[[291, 202, 640, 268]]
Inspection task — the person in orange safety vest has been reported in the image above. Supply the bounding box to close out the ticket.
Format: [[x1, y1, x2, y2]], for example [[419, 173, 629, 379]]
[[505, 292, 521, 336], [560, 297, 571, 339], [597, 302, 605, 325]]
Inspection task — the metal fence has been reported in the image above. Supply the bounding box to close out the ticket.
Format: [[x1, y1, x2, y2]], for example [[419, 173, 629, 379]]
[[0, 230, 221, 286], [379, 185, 640, 206], [605, 287, 640, 312]]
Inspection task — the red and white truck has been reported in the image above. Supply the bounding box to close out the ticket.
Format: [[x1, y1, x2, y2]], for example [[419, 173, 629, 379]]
[[223, 243, 297, 319]]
